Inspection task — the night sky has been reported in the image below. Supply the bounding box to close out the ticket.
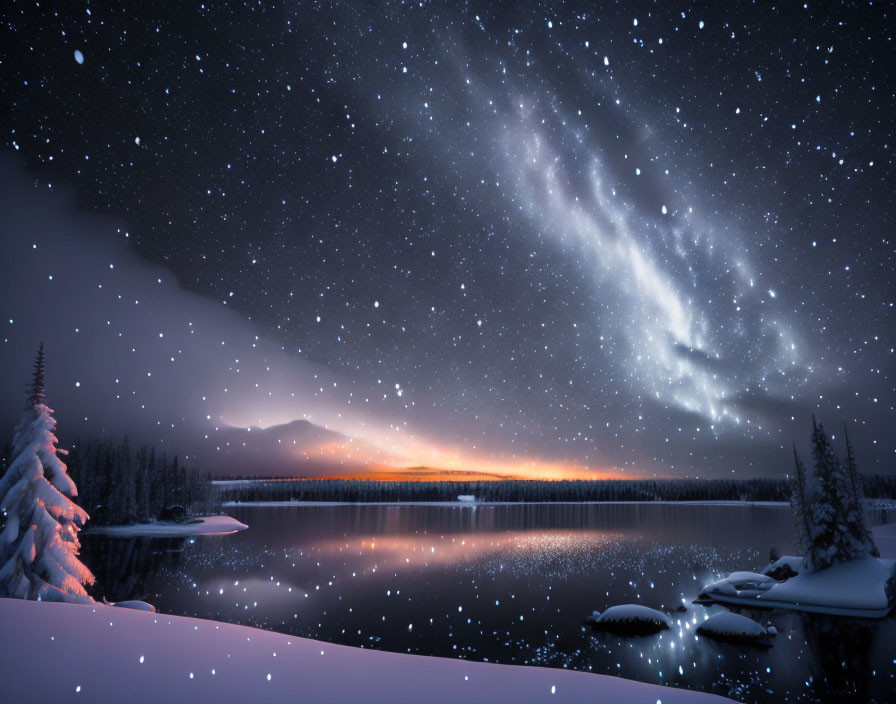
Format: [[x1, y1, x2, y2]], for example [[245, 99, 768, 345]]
[[1, 2, 893, 478]]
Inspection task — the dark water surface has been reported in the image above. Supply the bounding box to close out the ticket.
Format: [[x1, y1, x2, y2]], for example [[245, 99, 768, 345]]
[[82, 503, 896, 703]]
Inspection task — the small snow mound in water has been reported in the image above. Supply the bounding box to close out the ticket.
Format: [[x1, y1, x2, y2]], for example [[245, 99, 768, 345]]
[[697, 612, 769, 644], [587, 604, 671, 634], [112, 601, 156, 613]]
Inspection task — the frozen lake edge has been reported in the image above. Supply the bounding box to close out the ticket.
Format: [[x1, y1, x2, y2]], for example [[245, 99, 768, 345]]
[[86, 514, 248, 537]]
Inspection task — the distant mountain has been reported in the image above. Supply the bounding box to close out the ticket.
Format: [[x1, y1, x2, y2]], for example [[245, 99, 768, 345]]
[[191, 420, 526, 481], [193, 419, 368, 477]]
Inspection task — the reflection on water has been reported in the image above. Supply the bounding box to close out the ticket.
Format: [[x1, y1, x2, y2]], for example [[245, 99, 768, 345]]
[[82, 503, 896, 703]]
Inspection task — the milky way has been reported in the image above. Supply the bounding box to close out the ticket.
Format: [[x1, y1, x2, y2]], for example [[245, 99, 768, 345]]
[[1, 2, 893, 477]]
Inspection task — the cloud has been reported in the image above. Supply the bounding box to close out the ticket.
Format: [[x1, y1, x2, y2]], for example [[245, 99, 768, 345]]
[[0, 159, 408, 472], [0, 161, 606, 479]]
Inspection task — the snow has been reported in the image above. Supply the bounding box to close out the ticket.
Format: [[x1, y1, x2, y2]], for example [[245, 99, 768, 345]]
[[699, 554, 895, 618], [87, 514, 247, 537], [767, 556, 893, 613], [0, 598, 732, 703], [696, 612, 770, 644], [587, 604, 672, 634]]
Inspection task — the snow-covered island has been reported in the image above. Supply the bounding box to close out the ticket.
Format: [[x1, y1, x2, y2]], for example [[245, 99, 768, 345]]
[[0, 598, 734, 703], [87, 514, 248, 537], [698, 421, 896, 618], [697, 556, 895, 618]]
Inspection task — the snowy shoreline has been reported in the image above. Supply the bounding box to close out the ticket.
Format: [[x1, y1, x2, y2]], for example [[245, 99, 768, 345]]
[[0, 598, 733, 703], [86, 514, 248, 537], [696, 523, 896, 618]]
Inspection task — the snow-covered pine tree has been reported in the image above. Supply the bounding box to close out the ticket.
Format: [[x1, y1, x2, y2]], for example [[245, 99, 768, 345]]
[[0, 344, 95, 602], [843, 424, 879, 558], [790, 444, 813, 565], [806, 417, 844, 569], [807, 417, 864, 570]]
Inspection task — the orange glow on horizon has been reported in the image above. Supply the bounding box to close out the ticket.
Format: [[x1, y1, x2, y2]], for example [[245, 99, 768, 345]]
[[320, 462, 628, 482], [218, 417, 629, 481]]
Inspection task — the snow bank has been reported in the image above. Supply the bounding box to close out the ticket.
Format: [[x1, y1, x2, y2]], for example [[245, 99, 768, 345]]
[[766, 556, 894, 613], [87, 514, 247, 537], [0, 599, 732, 703], [586, 604, 672, 634], [696, 612, 771, 645], [699, 555, 895, 618]]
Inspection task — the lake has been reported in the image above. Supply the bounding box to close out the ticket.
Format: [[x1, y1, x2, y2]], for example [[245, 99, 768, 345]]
[[82, 503, 896, 703]]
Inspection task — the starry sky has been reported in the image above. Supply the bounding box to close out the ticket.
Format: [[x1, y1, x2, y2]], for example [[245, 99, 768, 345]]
[[1, 2, 893, 478]]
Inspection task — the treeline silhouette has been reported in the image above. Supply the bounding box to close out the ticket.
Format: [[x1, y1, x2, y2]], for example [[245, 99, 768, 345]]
[[216, 475, 896, 504], [65, 439, 218, 525]]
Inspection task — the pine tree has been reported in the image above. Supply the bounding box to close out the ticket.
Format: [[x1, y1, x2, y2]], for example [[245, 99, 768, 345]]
[[842, 425, 879, 558], [790, 444, 814, 565], [161, 452, 170, 508], [119, 438, 137, 521], [797, 417, 878, 572], [147, 449, 161, 517], [135, 446, 150, 521], [0, 344, 94, 602], [807, 417, 849, 569], [177, 459, 186, 506]]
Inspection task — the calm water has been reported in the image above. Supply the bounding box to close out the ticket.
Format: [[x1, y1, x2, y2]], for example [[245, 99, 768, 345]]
[[82, 503, 896, 703]]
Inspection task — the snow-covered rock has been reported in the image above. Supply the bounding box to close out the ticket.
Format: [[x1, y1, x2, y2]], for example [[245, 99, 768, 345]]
[[0, 598, 734, 703], [697, 612, 771, 645], [586, 604, 672, 634], [762, 555, 803, 581], [699, 579, 737, 597]]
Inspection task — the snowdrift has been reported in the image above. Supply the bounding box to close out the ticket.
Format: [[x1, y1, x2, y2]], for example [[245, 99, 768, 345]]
[[0, 598, 733, 703]]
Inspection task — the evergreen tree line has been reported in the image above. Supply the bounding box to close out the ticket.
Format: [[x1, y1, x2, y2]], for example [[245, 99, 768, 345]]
[[790, 419, 879, 571], [64, 439, 218, 526], [215, 474, 896, 505]]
